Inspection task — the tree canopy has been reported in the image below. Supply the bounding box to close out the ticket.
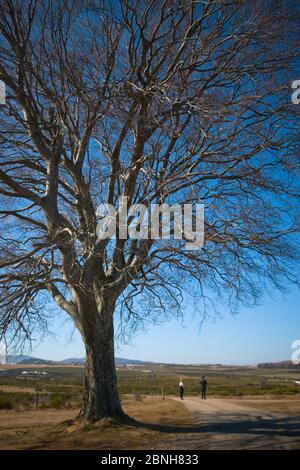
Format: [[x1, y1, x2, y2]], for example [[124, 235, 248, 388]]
[[0, 0, 299, 348]]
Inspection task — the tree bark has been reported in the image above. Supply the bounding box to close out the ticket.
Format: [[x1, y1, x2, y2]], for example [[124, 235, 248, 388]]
[[78, 298, 124, 422]]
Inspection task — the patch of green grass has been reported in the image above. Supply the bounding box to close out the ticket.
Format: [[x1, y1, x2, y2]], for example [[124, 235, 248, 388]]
[[0, 392, 35, 409], [49, 392, 72, 409], [0, 396, 13, 410]]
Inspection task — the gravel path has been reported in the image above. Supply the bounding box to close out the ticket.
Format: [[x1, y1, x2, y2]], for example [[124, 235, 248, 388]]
[[173, 397, 300, 449]]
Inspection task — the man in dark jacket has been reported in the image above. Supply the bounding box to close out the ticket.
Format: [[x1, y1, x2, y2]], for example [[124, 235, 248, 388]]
[[200, 376, 207, 399]]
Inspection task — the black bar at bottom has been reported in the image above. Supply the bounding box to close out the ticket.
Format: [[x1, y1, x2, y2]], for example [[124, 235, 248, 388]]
[[0, 449, 299, 465]]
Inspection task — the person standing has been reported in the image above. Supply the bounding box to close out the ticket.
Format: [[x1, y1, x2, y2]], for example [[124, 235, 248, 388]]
[[179, 380, 184, 400], [200, 376, 207, 399]]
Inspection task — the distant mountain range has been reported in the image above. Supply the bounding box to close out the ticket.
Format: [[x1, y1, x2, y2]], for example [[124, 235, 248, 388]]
[[6, 355, 152, 366], [5, 356, 300, 368]]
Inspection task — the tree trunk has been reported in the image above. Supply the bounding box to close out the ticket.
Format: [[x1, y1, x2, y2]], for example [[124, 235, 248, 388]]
[[79, 298, 124, 422]]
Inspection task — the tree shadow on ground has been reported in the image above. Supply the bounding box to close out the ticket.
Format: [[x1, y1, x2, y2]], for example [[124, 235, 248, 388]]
[[126, 414, 300, 439]]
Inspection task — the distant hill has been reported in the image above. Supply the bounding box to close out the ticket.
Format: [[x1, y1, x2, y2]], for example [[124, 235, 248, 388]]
[[7, 355, 56, 365], [59, 357, 85, 365], [116, 357, 152, 365], [6, 355, 152, 366], [60, 357, 152, 365], [258, 360, 300, 369], [6, 355, 29, 364]]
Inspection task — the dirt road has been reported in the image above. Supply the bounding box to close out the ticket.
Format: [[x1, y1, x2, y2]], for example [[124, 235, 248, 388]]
[[175, 397, 300, 449]]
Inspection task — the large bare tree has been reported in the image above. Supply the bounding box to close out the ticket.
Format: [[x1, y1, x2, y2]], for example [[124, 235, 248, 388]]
[[0, 0, 299, 421]]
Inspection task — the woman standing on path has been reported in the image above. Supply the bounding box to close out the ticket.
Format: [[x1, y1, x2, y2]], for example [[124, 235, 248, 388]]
[[179, 380, 184, 400]]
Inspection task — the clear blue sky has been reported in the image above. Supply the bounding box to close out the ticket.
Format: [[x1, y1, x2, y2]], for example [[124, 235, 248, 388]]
[[31, 285, 300, 365]]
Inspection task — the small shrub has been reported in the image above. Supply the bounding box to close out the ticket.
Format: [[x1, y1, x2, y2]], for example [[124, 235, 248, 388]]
[[49, 393, 71, 409], [0, 397, 13, 410]]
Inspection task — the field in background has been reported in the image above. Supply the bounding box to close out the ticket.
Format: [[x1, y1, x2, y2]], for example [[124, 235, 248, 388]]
[[0, 363, 300, 411]]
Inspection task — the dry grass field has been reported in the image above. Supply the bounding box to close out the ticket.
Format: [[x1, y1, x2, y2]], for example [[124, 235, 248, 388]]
[[0, 364, 299, 450], [0, 396, 299, 450], [0, 397, 197, 450]]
